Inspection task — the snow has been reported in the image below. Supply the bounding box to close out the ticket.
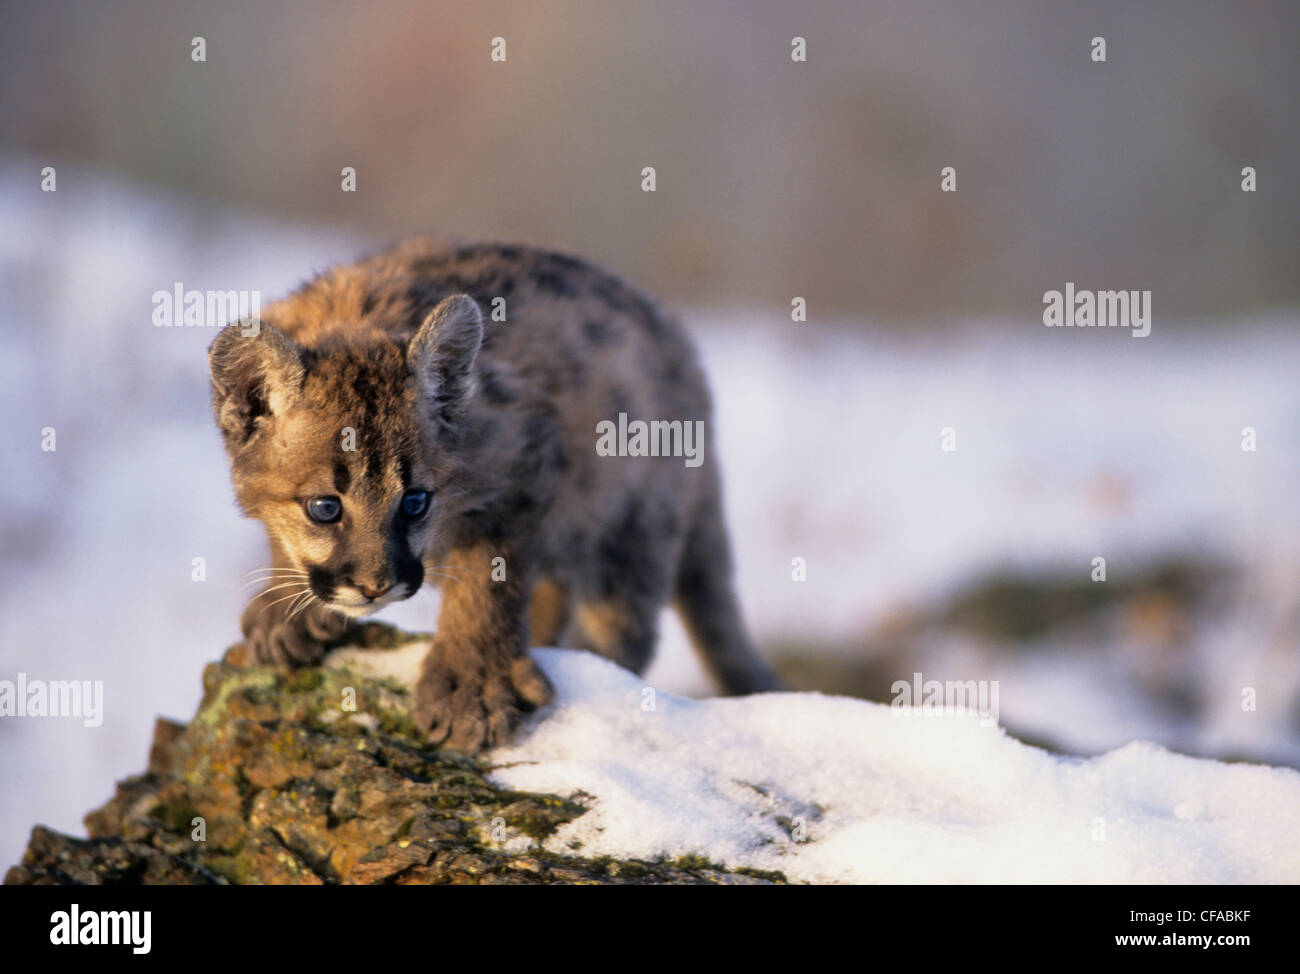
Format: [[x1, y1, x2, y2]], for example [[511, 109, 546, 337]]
[[331, 641, 1300, 884]]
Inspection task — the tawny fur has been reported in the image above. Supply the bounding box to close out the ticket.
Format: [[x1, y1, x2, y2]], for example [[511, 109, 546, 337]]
[[209, 239, 779, 751]]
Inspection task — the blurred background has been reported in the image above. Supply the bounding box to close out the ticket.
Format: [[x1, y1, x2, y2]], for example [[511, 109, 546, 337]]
[[2, 0, 1298, 870]]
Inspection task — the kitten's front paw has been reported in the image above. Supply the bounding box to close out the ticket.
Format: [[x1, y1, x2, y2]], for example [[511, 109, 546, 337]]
[[240, 593, 346, 667], [413, 649, 554, 752]]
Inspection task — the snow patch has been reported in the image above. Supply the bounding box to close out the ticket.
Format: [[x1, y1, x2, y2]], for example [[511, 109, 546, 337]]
[[332, 644, 1300, 884]]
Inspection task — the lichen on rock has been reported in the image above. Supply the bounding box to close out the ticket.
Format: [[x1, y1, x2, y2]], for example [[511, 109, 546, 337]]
[[5, 622, 781, 885]]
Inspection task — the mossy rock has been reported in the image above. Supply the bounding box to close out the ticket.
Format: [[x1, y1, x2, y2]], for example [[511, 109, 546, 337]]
[[6, 622, 784, 886]]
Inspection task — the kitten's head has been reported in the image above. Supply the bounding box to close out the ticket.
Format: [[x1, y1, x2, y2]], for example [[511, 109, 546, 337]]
[[209, 294, 482, 617]]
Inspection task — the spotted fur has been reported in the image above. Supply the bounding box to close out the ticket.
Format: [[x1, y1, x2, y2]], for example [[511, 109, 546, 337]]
[[209, 239, 779, 751]]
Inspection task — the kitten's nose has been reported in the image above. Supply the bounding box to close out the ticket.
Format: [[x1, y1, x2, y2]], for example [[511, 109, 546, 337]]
[[357, 581, 391, 600]]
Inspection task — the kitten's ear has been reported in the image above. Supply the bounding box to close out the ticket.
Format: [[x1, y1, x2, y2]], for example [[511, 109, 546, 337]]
[[208, 319, 304, 450], [407, 295, 484, 422]]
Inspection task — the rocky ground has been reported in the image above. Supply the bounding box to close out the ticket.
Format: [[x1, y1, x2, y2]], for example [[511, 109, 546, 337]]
[[5, 624, 782, 886]]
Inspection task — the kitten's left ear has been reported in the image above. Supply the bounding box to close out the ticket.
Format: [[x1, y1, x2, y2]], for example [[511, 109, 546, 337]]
[[408, 295, 483, 421]]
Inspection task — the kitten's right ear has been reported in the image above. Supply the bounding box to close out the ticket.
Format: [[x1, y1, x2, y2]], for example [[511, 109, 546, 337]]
[[208, 320, 304, 450], [407, 295, 484, 424]]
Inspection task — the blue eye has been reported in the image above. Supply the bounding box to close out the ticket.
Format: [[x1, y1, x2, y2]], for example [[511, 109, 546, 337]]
[[401, 489, 430, 519], [306, 496, 342, 524]]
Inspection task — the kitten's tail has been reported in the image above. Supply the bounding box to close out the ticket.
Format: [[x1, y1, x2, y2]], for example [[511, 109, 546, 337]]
[[674, 490, 783, 695]]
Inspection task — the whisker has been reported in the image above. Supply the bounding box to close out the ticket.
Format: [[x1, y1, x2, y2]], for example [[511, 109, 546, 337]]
[[285, 591, 317, 624], [242, 573, 311, 585], [423, 566, 469, 583], [237, 569, 310, 592], [237, 570, 310, 592], [248, 580, 315, 597], [255, 587, 311, 621], [262, 588, 308, 608]]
